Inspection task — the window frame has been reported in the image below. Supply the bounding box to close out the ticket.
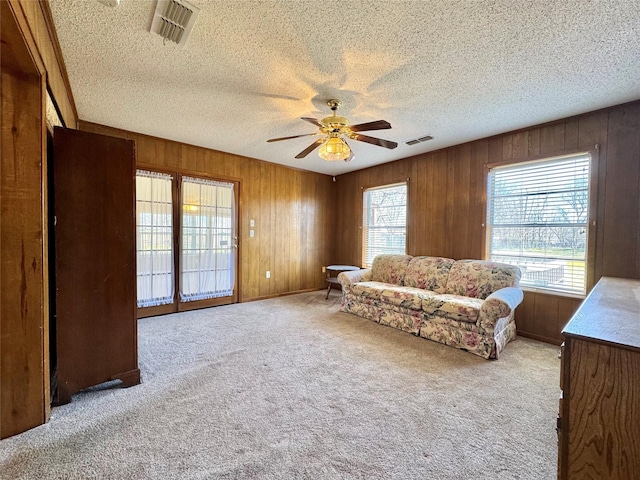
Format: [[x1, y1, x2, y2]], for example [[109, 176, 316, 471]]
[[485, 148, 599, 298], [361, 181, 409, 268]]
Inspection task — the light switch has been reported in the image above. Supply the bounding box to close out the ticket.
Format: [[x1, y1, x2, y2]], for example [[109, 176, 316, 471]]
[[249, 230, 254, 238], [250, 219, 255, 227]]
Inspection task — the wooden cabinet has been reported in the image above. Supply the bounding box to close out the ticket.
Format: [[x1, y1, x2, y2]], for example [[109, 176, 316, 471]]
[[53, 128, 140, 405], [558, 277, 640, 479]]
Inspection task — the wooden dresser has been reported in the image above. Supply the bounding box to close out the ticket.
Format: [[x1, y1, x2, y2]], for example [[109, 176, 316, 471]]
[[558, 277, 640, 479], [54, 128, 140, 405]]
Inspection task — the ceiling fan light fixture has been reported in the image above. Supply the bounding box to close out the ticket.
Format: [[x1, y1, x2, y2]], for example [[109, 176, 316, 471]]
[[318, 136, 351, 161]]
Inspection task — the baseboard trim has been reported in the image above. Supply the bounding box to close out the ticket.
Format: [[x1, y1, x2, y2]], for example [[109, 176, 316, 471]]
[[517, 331, 563, 346], [242, 288, 322, 303]]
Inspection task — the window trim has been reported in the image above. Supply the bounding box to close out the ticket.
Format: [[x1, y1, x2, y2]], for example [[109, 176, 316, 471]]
[[485, 147, 599, 297], [361, 181, 409, 268]]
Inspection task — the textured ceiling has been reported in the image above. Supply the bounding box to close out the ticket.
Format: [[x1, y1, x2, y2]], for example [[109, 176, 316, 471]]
[[49, 0, 640, 176]]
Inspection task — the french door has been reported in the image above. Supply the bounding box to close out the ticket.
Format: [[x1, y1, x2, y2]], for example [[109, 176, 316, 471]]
[[136, 170, 238, 317]]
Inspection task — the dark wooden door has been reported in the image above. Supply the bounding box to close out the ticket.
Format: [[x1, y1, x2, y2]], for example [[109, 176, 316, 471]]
[[54, 127, 140, 405]]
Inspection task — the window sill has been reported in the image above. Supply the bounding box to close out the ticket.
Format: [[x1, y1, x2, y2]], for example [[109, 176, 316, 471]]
[[521, 286, 586, 300]]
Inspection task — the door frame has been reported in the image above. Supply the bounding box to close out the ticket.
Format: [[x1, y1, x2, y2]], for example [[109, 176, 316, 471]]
[[136, 164, 241, 318], [1, 0, 49, 438]]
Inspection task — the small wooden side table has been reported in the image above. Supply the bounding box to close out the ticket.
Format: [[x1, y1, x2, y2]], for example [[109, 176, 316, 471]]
[[325, 265, 360, 300]]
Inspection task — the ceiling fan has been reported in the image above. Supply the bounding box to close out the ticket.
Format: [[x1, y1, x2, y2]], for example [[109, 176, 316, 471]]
[[267, 99, 398, 162]]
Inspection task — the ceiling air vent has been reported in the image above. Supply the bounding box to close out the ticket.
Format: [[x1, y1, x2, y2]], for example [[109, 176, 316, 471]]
[[406, 135, 433, 146], [150, 0, 200, 47]]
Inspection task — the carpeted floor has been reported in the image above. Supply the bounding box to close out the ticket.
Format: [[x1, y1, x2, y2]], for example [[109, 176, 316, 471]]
[[0, 291, 561, 479]]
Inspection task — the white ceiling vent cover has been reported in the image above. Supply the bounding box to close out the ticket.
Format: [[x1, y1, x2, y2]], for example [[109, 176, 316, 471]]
[[150, 0, 200, 47]]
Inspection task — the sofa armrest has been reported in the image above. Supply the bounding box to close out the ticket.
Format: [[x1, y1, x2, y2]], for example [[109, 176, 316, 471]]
[[338, 268, 372, 287], [478, 287, 524, 332]]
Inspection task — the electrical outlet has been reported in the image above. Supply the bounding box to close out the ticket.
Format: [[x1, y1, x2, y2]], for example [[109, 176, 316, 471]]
[[266, 271, 270, 279], [249, 230, 254, 238], [322, 266, 326, 273]]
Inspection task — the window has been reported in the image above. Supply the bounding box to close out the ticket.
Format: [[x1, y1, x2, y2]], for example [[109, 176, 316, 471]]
[[362, 182, 407, 267], [487, 153, 591, 295]]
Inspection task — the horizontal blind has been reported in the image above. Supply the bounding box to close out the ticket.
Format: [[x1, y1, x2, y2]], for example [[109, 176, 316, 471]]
[[487, 154, 590, 295], [362, 183, 407, 267]]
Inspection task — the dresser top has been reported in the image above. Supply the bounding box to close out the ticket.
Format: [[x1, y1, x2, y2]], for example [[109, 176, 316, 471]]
[[562, 277, 640, 350]]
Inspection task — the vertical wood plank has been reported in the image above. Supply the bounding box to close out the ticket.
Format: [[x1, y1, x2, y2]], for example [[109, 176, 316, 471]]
[[430, 151, 449, 257], [488, 137, 503, 164], [260, 163, 273, 296], [514, 291, 536, 338], [1, 70, 46, 438], [446, 149, 459, 258], [469, 140, 488, 259], [601, 104, 640, 278], [540, 124, 566, 154], [180, 144, 197, 171], [564, 119, 579, 150], [451, 146, 471, 259], [409, 156, 426, 256], [502, 134, 513, 162], [511, 131, 528, 161], [527, 128, 541, 157], [534, 293, 561, 342], [557, 297, 581, 337]]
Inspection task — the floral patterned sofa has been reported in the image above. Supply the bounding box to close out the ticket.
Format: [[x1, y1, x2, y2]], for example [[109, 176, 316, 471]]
[[338, 254, 523, 359]]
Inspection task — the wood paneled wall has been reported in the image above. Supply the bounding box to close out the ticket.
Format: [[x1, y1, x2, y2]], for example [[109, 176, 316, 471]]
[[334, 102, 640, 344], [6, 1, 77, 127], [79, 121, 334, 302], [1, 2, 49, 438]]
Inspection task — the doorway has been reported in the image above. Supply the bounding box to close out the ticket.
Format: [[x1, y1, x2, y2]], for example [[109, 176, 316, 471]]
[[136, 170, 239, 318]]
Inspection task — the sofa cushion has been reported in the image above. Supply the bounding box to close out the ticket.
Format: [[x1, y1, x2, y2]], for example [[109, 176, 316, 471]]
[[403, 256, 455, 293], [371, 254, 412, 285], [422, 293, 483, 323], [445, 260, 521, 300], [350, 281, 396, 300], [379, 285, 434, 310]]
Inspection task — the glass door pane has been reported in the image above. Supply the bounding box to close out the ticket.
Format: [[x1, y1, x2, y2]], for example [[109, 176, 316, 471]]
[[180, 176, 235, 302], [136, 170, 174, 308]]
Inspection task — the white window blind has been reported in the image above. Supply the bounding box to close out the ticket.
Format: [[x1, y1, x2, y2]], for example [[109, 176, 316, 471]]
[[487, 153, 591, 295], [136, 170, 175, 308], [362, 183, 407, 267], [180, 176, 235, 302]]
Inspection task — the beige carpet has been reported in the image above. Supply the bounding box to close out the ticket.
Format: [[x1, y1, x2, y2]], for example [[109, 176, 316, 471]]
[[0, 291, 560, 479]]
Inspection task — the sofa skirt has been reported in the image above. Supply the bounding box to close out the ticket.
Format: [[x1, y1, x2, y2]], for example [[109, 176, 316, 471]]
[[340, 293, 516, 359]]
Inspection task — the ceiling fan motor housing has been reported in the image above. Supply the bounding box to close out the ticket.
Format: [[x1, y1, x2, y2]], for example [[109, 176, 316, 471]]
[[323, 99, 349, 131], [322, 115, 349, 130]]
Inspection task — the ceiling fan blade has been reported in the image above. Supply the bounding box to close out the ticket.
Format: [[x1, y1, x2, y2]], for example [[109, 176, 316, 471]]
[[344, 140, 354, 162], [301, 117, 327, 128], [348, 120, 392, 132], [267, 133, 317, 143], [295, 138, 325, 159], [350, 133, 398, 149]]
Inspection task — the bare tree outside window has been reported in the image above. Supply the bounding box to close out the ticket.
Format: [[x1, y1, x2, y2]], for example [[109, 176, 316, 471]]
[[363, 183, 407, 266], [487, 154, 590, 295]]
